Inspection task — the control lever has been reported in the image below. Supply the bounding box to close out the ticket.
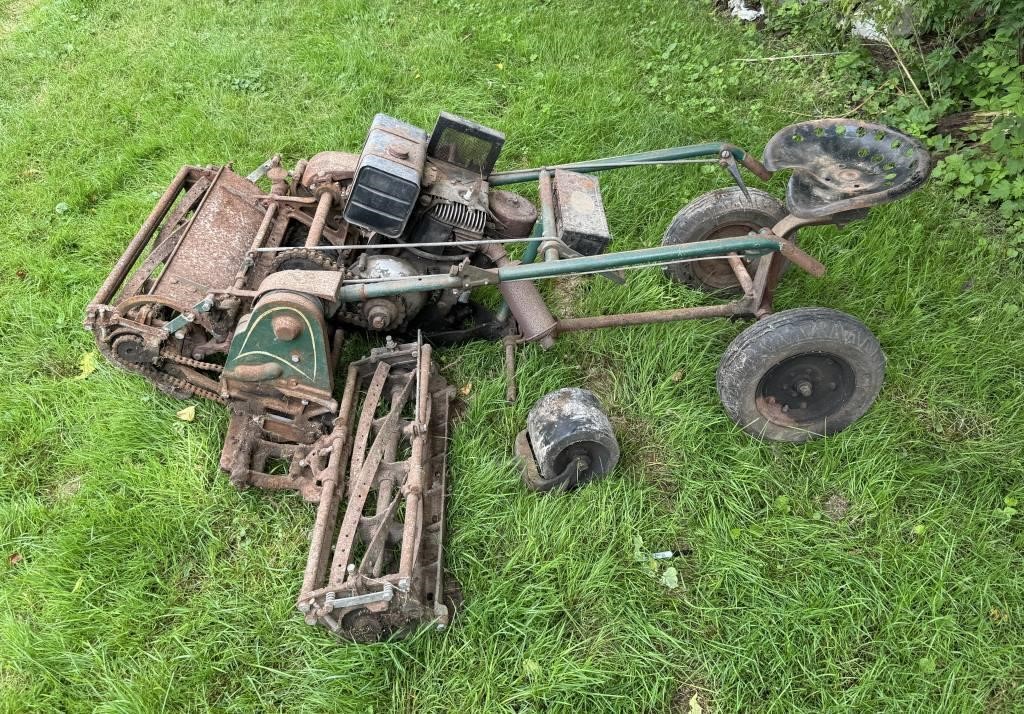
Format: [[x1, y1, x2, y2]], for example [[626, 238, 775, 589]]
[[719, 150, 751, 201]]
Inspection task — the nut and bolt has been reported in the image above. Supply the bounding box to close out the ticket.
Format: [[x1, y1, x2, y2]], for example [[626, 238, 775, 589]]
[[365, 303, 395, 331]]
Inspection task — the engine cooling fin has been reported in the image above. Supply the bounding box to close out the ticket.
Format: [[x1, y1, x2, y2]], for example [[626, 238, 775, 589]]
[[431, 200, 487, 233]]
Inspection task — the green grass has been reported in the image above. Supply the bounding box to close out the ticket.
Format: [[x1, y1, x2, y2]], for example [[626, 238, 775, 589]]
[[1, 0, 1022, 711]]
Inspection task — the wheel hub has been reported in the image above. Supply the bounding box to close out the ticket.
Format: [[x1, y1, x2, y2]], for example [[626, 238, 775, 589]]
[[757, 352, 855, 424], [690, 222, 759, 290]]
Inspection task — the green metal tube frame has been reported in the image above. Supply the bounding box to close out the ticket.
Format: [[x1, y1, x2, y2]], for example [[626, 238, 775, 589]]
[[336, 235, 780, 303], [487, 143, 760, 186]]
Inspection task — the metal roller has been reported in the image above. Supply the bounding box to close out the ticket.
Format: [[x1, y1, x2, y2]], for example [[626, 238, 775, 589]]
[[518, 388, 620, 491]]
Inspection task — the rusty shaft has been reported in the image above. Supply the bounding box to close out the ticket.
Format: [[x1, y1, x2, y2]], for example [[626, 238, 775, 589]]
[[305, 192, 334, 248], [90, 165, 192, 308]]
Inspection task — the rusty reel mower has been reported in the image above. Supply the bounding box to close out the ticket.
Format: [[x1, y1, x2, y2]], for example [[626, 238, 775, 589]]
[[84, 110, 930, 641]]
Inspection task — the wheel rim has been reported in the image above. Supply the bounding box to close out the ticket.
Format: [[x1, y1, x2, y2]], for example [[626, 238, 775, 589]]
[[690, 222, 762, 289], [755, 352, 856, 426]]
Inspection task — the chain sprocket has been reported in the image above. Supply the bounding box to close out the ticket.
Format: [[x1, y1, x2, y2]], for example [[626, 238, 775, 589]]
[[271, 248, 339, 272], [100, 335, 226, 403]]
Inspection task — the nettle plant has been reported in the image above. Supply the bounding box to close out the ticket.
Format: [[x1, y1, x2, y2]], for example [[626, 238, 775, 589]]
[[765, 0, 1024, 255]]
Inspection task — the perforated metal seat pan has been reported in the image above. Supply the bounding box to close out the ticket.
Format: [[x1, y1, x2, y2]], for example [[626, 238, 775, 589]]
[[762, 119, 930, 220]]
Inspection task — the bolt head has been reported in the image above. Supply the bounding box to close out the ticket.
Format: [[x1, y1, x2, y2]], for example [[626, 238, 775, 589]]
[[365, 302, 395, 331]]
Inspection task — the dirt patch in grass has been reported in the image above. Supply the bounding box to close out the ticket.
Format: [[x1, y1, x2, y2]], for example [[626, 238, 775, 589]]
[[822, 492, 851, 522], [551, 274, 586, 320], [0, 0, 38, 37], [672, 684, 713, 713], [47, 475, 82, 503]]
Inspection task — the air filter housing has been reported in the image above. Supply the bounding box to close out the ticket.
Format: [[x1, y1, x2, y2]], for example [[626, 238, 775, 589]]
[[428, 112, 505, 176], [344, 114, 428, 238]]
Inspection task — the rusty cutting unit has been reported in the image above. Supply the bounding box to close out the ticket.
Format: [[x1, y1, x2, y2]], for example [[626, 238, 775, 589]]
[[85, 112, 930, 640]]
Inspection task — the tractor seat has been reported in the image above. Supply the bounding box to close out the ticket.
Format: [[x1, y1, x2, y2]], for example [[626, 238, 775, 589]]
[[762, 119, 931, 220]]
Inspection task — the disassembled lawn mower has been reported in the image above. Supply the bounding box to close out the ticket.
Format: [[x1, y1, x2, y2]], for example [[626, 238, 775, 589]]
[[85, 112, 929, 639]]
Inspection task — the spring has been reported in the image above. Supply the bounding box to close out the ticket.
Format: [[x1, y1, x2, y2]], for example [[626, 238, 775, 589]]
[[430, 201, 487, 233]]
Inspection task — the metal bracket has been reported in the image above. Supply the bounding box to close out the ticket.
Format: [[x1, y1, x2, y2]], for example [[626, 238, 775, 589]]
[[539, 239, 626, 284], [246, 156, 277, 183], [450, 261, 500, 288], [162, 296, 214, 337], [324, 584, 394, 611], [719, 150, 751, 200]]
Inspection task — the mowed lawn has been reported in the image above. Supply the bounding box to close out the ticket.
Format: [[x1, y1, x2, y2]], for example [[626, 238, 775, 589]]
[[1, 0, 1022, 711]]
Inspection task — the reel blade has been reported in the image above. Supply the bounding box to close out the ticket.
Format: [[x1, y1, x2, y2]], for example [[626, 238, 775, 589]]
[[296, 342, 455, 641]]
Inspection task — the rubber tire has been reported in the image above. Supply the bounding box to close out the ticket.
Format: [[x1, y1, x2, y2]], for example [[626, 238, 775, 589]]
[[661, 187, 791, 293], [717, 308, 885, 442], [523, 388, 620, 492]]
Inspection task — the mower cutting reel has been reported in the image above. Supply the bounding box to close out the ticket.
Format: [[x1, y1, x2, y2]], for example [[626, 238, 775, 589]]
[[292, 340, 455, 640]]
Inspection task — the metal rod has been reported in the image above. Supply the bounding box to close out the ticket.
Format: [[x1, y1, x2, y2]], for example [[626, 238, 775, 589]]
[[726, 253, 755, 297], [557, 303, 740, 332], [89, 165, 192, 307], [299, 363, 360, 602], [539, 169, 557, 240], [776, 236, 826, 277], [254, 235, 533, 252], [504, 336, 517, 402], [489, 143, 735, 186], [341, 251, 766, 287], [540, 174, 561, 262], [305, 192, 334, 248], [740, 153, 773, 181], [233, 202, 278, 290], [498, 236, 778, 282], [398, 344, 433, 579], [334, 235, 781, 302], [260, 194, 319, 205]]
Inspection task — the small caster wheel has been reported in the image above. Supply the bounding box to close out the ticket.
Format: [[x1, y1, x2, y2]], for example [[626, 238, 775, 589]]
[[517, 388, 620, 492], [661, 186, 793, 293], [717, 308, 885, 442]]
